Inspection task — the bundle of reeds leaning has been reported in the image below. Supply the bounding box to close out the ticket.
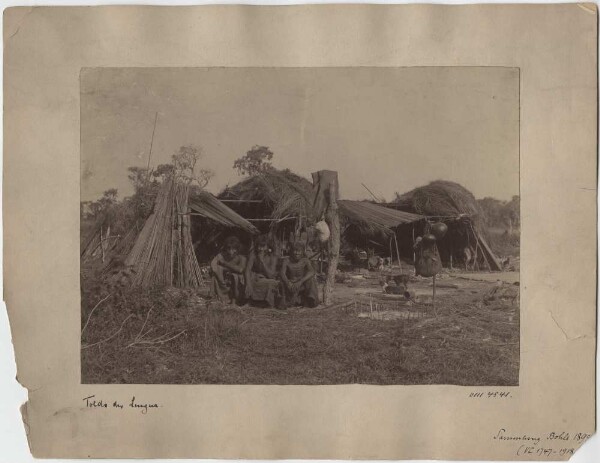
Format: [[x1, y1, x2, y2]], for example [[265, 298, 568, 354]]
[[125, 175, 204, 288]]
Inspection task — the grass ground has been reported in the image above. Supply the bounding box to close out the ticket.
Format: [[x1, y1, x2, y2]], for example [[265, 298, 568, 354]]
[[81, 265, 520, 385]]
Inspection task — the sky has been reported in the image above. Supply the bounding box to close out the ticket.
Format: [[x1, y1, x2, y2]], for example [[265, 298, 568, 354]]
[[81, 67, 519, 203]]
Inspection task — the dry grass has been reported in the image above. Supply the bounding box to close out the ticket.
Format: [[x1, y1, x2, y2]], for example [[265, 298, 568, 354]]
[[395, 180, 485, 224], [81, 269, 519, 385], [220, 169, 315, 220]]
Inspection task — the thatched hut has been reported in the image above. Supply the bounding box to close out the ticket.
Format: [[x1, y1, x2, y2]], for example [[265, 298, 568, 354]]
[[218, 169, 315, 244], [122, 176, 258, 288], [390, 180, 502, 270], [188, 190, 259, 263], [220, 170, 428, 261], [338, 200, 425, 259]]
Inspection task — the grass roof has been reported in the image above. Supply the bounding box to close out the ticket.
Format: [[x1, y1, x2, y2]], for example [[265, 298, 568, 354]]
[[219, 169, 315, 220], [189, 191, 259, 234], [394, 180, 486, 226], [338, 200, 424, 236]]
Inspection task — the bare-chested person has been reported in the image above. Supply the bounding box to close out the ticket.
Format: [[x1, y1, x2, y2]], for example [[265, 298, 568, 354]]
[[210, 236, 247, 304], [280, 242, 319, 308], [244, 235, 280, 308]]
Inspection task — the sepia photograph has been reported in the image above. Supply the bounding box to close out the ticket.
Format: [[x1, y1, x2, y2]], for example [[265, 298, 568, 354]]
[[80, 67, 520, 385]]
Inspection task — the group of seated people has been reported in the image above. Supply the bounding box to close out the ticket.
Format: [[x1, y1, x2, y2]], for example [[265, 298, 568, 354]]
[[210, 235, 319, 309]]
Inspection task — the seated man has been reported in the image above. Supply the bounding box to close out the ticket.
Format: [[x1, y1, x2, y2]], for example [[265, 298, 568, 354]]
[[244, 235, 280, 308], [280, 242, 319, 308], [210, 236, 247, 304]]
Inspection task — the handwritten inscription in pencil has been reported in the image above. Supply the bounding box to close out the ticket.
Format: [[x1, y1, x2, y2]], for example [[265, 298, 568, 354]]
[[492, 428, 592, 458], [83, 395, 161, 414]]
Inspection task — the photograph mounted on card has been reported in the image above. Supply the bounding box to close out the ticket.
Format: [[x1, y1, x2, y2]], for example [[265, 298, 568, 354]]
[[80, 66, 520, 386], [3, 4, 596, 460]]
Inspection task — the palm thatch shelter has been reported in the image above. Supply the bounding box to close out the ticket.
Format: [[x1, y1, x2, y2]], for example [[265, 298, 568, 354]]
[[218, 169, 315, 242], [338, 200, 424, 234], [390, 180, 502, 270], [188, 190, 259, 262], [338, 200, 425, 258]]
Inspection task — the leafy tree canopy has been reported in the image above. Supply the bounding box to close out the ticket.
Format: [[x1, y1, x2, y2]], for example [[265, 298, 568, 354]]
[[233, 145, 274, 176]]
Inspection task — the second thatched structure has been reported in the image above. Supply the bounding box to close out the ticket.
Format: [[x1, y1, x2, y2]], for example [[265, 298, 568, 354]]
[[391, 180, 502, 271], [337, 199, 425, 260], [218, 169, 315, 245]]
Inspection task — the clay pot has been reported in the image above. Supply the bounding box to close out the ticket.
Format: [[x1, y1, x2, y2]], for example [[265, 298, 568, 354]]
[[422, 234, 437, 245], [430, 222, 448, 240]]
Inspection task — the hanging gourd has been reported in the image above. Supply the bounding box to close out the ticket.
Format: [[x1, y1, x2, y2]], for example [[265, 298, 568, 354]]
[[415, 221, 446, 317], [430, 221, 448, 240], [421, 233, 437, 246], [415, 242, 442, 278]]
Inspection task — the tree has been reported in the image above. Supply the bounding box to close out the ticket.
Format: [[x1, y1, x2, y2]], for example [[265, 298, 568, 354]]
[[233, 145, 274, 176], [171, 145, 214, 188], [127, 167, 151, 191], [103, 188, 118, 202], [502, 195, 520, 233], [82, 145, 215, 242], [127, 167, 159, 221], [86, 189, 118, 218], [478, 197, 505, 228], [477, 195, 520, 233], [80, 201, 91, 221], [152, 163, 174, 179]]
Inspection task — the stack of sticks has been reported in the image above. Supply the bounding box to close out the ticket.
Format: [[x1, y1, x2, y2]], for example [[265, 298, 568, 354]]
[[125, 177, 203, 288], [174, 181, 204, 287]]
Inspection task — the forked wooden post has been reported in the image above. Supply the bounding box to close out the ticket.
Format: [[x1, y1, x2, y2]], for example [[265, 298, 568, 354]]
[[312, 170, 340, 306]]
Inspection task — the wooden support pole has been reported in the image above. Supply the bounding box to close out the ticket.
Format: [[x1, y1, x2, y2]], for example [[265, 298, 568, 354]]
[[432, 242, 439, 316], [100, 226, 105, 263], [393, 232, 402, 273], [312, 170, 340, 306], [432, 273, 437, 316], [412, 225, 416, 270], [323, 176, 339, 305], [146, 112, 158, 175], [319, 248, 323, 274]]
